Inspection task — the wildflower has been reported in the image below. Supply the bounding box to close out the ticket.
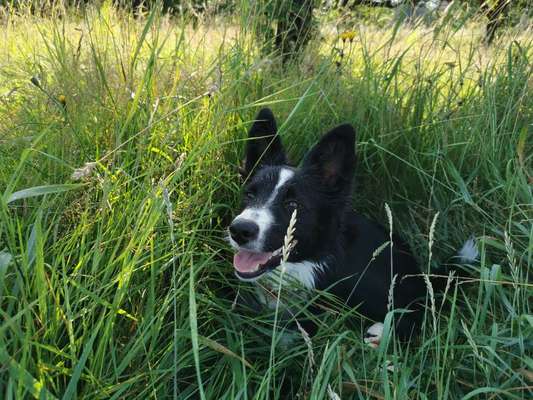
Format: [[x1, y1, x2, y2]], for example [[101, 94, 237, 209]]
[[339, 30, 356, 42], [30, 76, 66, 112], [71, 162, 96, 181], [58, 94, 67, 109]]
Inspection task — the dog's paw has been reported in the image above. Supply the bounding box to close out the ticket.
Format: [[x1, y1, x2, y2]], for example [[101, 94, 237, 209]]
[[382, 359, 395, 372], [364, 322, 384, 349]]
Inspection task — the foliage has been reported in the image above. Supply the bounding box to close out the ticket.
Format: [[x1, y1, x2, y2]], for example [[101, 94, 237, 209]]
[[249, 0, 319, 61], [0, 2, 532, 399]]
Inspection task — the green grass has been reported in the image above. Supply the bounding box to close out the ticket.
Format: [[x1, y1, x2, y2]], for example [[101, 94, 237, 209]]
[[0, 2, 532, 399]]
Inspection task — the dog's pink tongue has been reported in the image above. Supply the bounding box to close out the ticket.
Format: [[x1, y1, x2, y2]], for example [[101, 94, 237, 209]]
[[233, 250, 272, 273]]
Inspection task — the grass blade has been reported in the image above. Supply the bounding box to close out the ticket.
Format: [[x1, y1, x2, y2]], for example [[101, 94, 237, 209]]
[[5, 184, 84, 205]]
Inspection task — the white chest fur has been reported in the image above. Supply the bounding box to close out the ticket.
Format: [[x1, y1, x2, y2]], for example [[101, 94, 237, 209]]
[[254, 261, 324, 309]]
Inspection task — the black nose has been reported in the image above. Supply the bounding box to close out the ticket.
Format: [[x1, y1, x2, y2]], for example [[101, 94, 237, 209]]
[[229, 220, 259, 245]]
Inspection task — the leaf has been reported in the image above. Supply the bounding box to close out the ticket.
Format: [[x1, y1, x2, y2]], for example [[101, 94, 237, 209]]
[[199, 336, 252, 369], [69, 280, 138, 321], [447, 162, 473, 205], [462, 387, 519, 400], [62, 321, 101, 400], [0, 347, 58, 400], [0, 251, 11, 290], [149, 146, 173, 163], [521, 314, 533, 328], [0, 251, 12, 270], [189, 262, 206, 400], [5, 184, 84, 204], [516, 126, 531, 181]]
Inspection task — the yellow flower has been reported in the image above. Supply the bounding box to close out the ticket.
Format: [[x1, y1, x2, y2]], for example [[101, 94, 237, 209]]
[[339, 31, 356, 42]]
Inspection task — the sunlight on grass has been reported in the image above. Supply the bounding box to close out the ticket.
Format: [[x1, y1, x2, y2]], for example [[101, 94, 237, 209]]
[[0, 1, 531, 399]]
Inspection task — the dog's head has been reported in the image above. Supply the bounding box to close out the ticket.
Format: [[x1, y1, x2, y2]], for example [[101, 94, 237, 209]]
[[228, 108, 356, 281]]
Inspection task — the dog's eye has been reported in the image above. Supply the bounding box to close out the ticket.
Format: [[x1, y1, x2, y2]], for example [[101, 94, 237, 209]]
[[285, 200, 298, 210]]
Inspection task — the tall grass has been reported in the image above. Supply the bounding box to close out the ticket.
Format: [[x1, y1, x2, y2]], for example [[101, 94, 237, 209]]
[[0, 2, 531, 399]]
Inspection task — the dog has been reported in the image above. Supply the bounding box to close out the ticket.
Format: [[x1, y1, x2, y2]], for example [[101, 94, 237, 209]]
[[227, 108, 478, 343]]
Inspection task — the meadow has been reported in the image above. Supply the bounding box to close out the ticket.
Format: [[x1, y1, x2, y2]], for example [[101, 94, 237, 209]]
[[0, 2, 531, 399]]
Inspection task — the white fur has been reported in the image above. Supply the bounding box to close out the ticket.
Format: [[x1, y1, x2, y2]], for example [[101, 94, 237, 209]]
[[456, 237, 478, 263], [232, 167, 295, 251], [226, 233, 240, 250], [280, 261, 325, 289], [364, 322, 383, 349], [234, 207, 274, 251], [267, 168, 294, 204], [242, 260, 324, 288]]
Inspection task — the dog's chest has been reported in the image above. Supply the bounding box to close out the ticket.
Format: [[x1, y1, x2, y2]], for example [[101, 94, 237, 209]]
[[254, 261, 324, 310]]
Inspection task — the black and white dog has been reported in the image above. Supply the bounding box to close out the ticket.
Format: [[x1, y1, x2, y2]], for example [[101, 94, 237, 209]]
[[228, 108, 477, 343]]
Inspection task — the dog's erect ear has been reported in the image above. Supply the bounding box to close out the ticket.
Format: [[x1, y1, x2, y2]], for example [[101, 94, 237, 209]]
[[243, 108, 287, 178], [301, 124, 356, 192]]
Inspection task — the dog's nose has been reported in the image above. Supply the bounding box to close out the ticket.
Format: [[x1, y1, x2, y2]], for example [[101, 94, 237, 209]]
[[229, 220, 259, 245]]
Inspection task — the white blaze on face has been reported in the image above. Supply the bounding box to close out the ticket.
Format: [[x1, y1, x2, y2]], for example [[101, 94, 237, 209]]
[[232, 167, 294, 251]]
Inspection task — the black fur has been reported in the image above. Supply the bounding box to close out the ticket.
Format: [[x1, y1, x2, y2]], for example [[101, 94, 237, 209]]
[[242, 108, 287, 179], [231, 108, 467, 339]]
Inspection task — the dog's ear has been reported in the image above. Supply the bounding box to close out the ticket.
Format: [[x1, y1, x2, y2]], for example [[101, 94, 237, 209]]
[[301, 124, 356, 192], [242, 108, 287, 178]]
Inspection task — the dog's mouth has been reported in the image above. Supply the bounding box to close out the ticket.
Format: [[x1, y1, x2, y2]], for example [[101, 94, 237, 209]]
[[233, 248, 283, 280]]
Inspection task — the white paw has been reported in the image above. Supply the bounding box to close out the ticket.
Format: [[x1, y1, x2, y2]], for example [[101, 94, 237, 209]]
[[364, 322, 384, 349], [383, 359, 395, 372]]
